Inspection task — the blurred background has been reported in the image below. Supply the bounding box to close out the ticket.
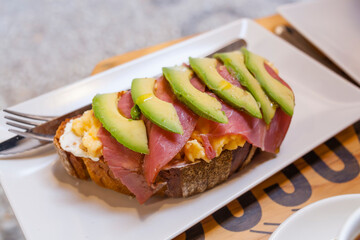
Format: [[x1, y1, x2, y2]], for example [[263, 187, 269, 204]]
[[0, 0, 309, 239]]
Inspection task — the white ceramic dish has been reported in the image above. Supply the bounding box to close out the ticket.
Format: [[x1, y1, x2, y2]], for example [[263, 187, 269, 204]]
[[278, 0, 360, 85], [0, 19, 360, 240], [269, 194, 360, 240], [338, 207, 360, 240]]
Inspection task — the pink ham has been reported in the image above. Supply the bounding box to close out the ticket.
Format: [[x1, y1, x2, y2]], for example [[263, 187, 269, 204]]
[[190, 76, 206, 92], [217, 65, 241, 87], [199, 101, 291, 154], [117, 91, 133, 119], [98, 127, 155, 204], [200, 134, 216, 160], [198, 64, 292, 154], [143, 76, 203, 184], [97, 92, 160, 204], [98, 127, 142, 171], [264, 63, 292, 90]]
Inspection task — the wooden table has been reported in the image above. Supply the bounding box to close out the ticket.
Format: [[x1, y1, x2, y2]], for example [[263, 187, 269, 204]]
[[91, 14, 360, 240]]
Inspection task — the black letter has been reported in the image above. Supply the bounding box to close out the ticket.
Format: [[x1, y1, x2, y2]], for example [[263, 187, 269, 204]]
[[185, 222, 204, 240], [264, 164, 312, 206], [212, 191, 262, 232], [303, 138, 359, 183]]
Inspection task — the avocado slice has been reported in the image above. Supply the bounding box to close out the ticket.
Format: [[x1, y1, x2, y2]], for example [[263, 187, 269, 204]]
[[189, 57, 262, 119], [214, 51, 276, 124], [131, 78, 183, 134], [242, 48, 295, 116], [92, 93, 149, 154], [162, 66, 228, 123]]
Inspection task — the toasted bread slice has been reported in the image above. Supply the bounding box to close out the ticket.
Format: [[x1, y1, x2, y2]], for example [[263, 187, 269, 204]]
[[54, 118, 257, 198]]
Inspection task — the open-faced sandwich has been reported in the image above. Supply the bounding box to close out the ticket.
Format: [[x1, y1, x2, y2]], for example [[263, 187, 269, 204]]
[[54, 48, 295, 204]]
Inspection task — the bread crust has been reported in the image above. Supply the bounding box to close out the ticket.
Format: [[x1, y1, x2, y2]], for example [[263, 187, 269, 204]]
[[54, 118, 257, 199], [54, 118, 133, 195], [54, 119, 89, 180]]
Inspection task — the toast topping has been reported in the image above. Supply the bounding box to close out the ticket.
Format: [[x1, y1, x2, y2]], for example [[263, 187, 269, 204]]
[[214, 51, 277, 124], [183, 139, 208, 162], [71, 110, 103, 159], [189, 57, 262, 119], [242, 48, 295, 116], [131, 78, 183, 134], [212, 134, 246, 156], [93, 92, 149, 154], [172, 133, 246, 164], [59, 117, 101, 161], [180, 118, 247, 163], [162, 65, 228, 124]]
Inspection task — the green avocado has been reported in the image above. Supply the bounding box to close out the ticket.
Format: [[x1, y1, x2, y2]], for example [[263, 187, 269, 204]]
[[131, 78, 183, 134], [130, 104, 141, 120], [189, 57, 262, 119], [162, 66, 228, 123], [242, 48, 295, 116], [92, 93, 149, 154], [214, 51, 276, 124]]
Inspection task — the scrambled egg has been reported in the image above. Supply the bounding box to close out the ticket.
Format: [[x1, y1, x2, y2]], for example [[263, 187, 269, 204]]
[[211, 134, 246, 156], [182, 119, 246, 163], [184, 140, 208, 162], [183, 135, 246, 163], [71, 110, 102, 158], [65, 109, 245, 164]]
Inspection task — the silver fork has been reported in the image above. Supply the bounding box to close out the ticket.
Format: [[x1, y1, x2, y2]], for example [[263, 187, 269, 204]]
[[0, 104, 92, 156], [4, 109, 56, 142]]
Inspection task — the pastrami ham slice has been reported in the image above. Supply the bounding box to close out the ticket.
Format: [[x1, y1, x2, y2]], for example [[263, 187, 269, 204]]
[[143, 76, 204, 184], [98, 127, 155, 204], [117, 91, 133, 119], [97, 92, 156, 204], [200, 134, 217, 160], [199, 64, 292, 154], [217, 65, 242, 87]]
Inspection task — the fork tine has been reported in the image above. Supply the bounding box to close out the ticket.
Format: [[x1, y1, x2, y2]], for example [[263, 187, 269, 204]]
[[6, 121, 32, 131], [3, 109, 55, 121], [4, 116, 41, 126], [8, 129, 54, 142]]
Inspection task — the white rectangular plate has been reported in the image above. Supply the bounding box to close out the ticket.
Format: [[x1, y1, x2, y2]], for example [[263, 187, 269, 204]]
[[0, 19, 359, 240], [278, 0, 360, 85]]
